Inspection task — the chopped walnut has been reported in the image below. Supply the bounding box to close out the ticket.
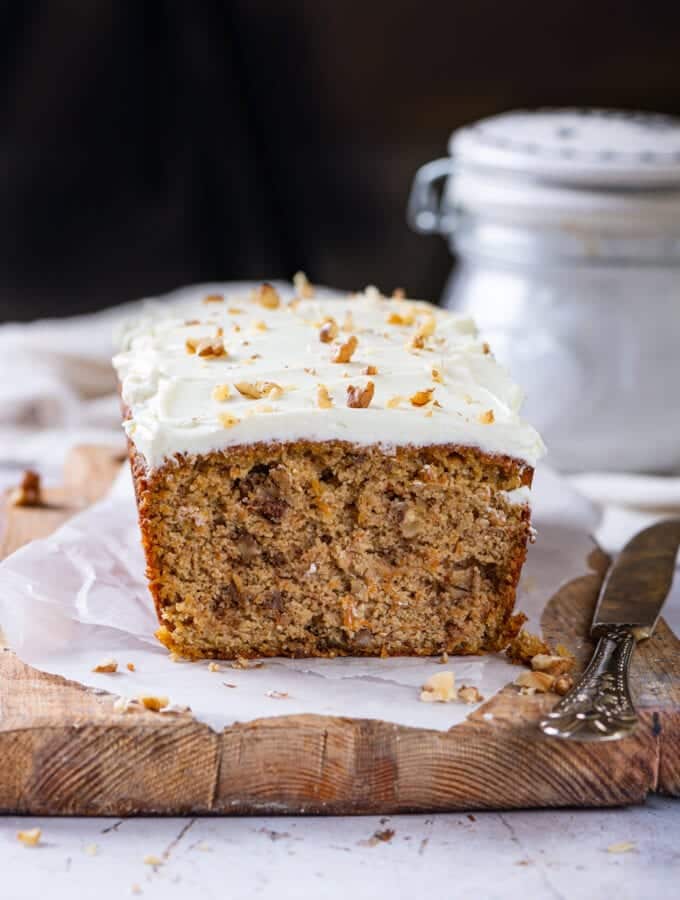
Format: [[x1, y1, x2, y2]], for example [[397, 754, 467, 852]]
[[332, 335, 358, 363], [410, 388, 434, 407], [218, 413, 240, 428], [362, 365, 378, 375], [212, 384, 231, 402], [386, 395, 405, 409], [203, 293, 224, 304], [387, 310, 415, 326], [514, 670, 555, 694], [208, 662, 220, 673], [235, 381, 283, 400], [431, 367, 444, 383], [319, 317, 339, 343], [126, 662, 135, 672], [346, 381, 375, 408], [92, 658, 118, 674], [186, 337, 227, 358], [478, 409, 495, 424], [9, 470, 43, 507], [253, 282, 281, 309], [482, 341, 491, 354], [138, 694, 169, 712], [17, 828, 41, 847], [317, 385, 333, 409], [458, 685, 484, 704], [420, 670, 456, 703], [293, 271, 314, 298], [553, 674, 574, 695], [408, 334, 425, 351], [531, 653, 574, 676]]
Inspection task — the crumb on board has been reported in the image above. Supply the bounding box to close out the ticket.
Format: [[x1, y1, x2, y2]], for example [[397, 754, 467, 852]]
[[92, 658, 118, 674], [208, 662, 220, 672], [420, 671, 456, 703], [9, 470, 43, 508], [138, 695, 169, 712], [143, 854, 163, 866]]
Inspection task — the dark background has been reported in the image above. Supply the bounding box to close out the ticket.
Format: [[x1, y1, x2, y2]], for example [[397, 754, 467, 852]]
[[2, 1, 680, 320]]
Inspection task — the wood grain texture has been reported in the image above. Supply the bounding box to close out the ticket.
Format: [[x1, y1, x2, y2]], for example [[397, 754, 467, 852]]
[[0, 445, 678, 815]]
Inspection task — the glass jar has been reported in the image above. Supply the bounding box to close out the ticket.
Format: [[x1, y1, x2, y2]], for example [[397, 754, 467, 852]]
[[408, 109, 680, 473]]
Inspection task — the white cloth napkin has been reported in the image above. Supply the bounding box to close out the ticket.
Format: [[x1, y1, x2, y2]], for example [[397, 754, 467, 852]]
[[0, 288, 679, 557]]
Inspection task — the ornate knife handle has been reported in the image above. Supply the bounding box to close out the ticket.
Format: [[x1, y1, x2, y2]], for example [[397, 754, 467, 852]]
[[540, 626, 637, 741]]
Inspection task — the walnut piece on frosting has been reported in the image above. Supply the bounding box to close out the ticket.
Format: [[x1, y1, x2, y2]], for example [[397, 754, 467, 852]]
[[186, 337, 227, 358], [319, 317, 339, 343], [92, 658, 118, 674], [293, 271, 314, 298], [410, 388, 434, 407], [317, 385, 333, 408], [478, 409, 495, 424], [253, 282, 281, 309], [218, 413, 240, 428], [203, 293, 224, 304], [17, 828, 41, 847], [235, 381, 283, 400], [346, 381, 375, 408], [212, 384, 231, 402], [332, 335, 358, 363]]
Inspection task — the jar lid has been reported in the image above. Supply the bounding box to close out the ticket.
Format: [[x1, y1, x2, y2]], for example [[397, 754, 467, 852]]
[[446, 109, 680, 232]]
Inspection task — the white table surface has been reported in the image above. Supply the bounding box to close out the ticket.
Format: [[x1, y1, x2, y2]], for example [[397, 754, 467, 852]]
[[1, 798, 678, 900], [0, 456, 679, 898]]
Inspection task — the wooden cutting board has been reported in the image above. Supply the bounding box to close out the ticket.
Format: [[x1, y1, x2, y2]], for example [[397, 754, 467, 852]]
[[0, 445, 678, 815]]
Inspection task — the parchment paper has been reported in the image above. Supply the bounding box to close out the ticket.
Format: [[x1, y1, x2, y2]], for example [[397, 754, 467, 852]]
[[0, 465, 599, 732]]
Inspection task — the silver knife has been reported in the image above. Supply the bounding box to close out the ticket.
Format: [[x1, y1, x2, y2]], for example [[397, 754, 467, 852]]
[[540, 519, 680, 742]]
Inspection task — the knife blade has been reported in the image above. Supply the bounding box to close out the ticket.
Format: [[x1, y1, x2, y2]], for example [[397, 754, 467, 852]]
[[541, 518, 680, 741], [592, 518, 680, 635]]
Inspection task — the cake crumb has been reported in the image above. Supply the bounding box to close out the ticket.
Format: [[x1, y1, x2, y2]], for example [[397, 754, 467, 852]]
[[346, 381, 375, 409], [458, 685, 484, 704], [125, 662, 135, 672], [478, 409, 495, 424], [420, 671, 456, 703], [9, 470, 43, 507], [212, 384, 231, 402], [231, 657, 264, 670], [143, 855, 163, 866], [138, 694, 169, 712], [438, 652, 449, 664], [361, 827, 396, 847], [92, 658, 118, 674], [17, 828, 41, 847], [203, 293, 224, 304], [387, 311, 415, 326], [507, 630, 552, 666], [333, 335, 358, 363], [431, 367, 444, 383], [387, 395, 405, 408], [208, 662, 220, 672], [363, 365, 378, 375]]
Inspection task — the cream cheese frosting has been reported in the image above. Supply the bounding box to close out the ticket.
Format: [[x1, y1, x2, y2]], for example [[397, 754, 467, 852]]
[[113, 280, 546, 470]]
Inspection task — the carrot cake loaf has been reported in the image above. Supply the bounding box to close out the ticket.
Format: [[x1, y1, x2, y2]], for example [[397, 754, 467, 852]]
[[113, 279, 545, 659]]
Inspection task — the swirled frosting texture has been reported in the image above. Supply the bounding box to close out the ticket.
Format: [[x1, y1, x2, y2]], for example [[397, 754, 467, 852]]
[[113, 281, 545, 469]]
